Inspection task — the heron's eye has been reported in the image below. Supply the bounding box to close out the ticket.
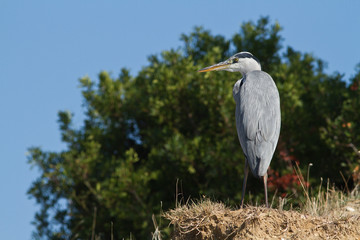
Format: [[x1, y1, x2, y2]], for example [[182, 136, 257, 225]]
[[232, 58, 239, 63]]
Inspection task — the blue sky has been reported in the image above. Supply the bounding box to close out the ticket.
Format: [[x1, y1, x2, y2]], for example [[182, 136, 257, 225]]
[[1, 1, 359, 239]]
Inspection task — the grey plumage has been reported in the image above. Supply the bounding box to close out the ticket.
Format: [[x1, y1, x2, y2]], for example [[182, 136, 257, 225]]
[[199, 52, 281, 207], [233, 71, 280, 178]]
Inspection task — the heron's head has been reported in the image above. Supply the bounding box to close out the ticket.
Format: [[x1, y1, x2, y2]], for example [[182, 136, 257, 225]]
[[198, 52, 261, 75]]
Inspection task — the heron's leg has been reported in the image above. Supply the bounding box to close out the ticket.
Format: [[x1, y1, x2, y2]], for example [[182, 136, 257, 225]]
[[240, 160, 249, 208], [263, 173, 269, 208]]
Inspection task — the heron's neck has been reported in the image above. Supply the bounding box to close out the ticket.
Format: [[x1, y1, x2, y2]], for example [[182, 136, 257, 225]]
[[239, 61, 261, 75]]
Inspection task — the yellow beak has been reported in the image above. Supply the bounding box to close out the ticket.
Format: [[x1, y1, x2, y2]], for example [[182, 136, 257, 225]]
[[198, 62, 230, 72]]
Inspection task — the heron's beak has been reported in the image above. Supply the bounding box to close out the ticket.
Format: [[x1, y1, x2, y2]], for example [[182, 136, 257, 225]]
[[198, 62, 230, 72]]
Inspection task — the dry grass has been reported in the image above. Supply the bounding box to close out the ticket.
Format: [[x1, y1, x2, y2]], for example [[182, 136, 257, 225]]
[[294, 164, 360, 219], [301, 182, 360, 219], [164, 177, 360, 240]]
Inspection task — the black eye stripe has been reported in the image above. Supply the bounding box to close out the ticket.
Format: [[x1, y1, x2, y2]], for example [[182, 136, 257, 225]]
[[233, 52, 260, 65]]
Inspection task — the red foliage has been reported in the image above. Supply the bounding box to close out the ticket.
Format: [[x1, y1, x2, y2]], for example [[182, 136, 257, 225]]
[[352, 165, 360, 185], [268, 170, 308, 196], [279, 149, 298, 163], [350, 81, 359, 91], [277, 139, 299, 165], [272, 138, 309, 195]]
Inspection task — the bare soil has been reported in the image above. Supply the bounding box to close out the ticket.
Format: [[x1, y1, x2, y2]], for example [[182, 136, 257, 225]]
[[164, 200, 360, 240]]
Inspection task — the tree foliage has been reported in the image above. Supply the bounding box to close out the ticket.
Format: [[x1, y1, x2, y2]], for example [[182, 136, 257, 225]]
[[28, 17, 360, 239]]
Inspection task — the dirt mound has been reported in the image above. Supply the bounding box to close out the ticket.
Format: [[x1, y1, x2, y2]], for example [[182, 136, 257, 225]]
[[164, 200, 360, 240]]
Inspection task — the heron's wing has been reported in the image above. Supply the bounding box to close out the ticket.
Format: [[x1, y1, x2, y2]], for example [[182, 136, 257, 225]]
[[235, 71, 281, 177]]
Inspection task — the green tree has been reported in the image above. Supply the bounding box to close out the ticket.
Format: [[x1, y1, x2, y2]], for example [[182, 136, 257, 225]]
[[320, 67, 360, 187], [28, 17, 360, 239]]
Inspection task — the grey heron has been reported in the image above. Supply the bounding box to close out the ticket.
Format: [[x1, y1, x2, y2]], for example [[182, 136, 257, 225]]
[[198, 52, 281, 207]]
